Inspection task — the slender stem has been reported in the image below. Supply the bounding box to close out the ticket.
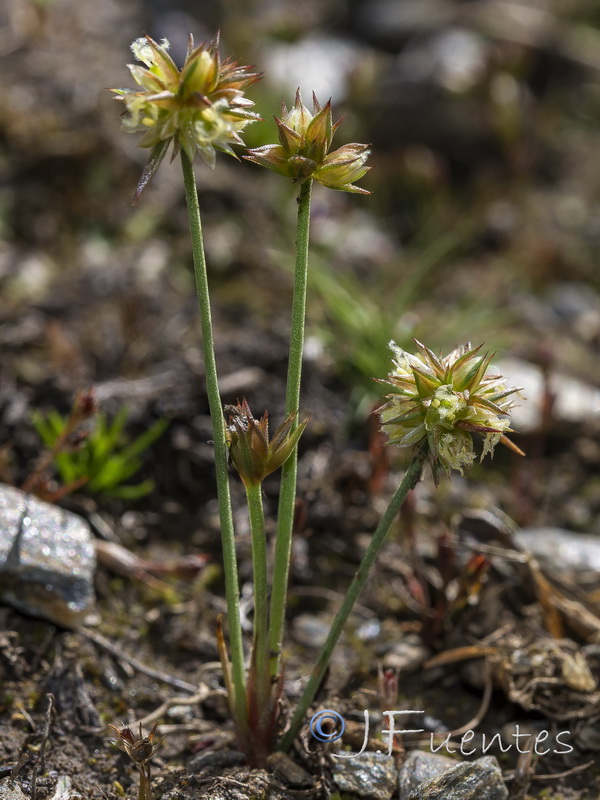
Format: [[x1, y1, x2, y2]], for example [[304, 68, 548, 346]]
[[138, 766, 153, 800], [269, 179, 313, 679], [245, 482, 270, 706], [278, 450, 427, 752], [180, 152, 247, 733]]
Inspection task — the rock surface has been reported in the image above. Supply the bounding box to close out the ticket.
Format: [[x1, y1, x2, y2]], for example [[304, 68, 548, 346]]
[[407, 756, 508, 800], [0, 782, 29, 800], [0, 483, 95, 627], [398, 751, 458, 799]]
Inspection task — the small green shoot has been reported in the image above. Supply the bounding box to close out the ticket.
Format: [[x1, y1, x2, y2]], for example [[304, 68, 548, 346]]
[[31, 405, 168, 498]]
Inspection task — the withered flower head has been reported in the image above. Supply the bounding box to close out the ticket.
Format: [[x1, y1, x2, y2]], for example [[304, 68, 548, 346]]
[[112, 34, 261, 197], [245, 89, 371, 194], [226, 400, 309, 487], [376, 340, 523, 484], [108, 721, 162, 766]]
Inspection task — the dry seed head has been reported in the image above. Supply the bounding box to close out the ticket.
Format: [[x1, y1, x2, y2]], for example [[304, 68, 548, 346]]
[[108, 721, 162, 766]]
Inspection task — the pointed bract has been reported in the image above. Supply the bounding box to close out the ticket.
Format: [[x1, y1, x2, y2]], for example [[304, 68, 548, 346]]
[[226, 401, 310, 487]]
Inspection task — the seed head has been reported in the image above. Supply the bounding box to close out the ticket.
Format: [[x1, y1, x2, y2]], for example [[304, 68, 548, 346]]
[[376, 340, 523, 484], [245, 89, 371, 194], [225, 400, 309, 487], [112, 34, 261, 197]]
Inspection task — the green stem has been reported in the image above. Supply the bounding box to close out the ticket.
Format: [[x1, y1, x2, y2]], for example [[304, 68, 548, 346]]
[[245, 481, 270, 707], [181, 152, 247, 733], [278, 450, 427, 752], [269, 179, 313, 680]]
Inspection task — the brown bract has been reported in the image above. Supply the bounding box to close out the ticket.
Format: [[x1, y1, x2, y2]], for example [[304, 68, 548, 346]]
[[225, 399, 309, 487]]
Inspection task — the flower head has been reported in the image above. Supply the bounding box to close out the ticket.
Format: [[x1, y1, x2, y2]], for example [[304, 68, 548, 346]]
[[244, 90, 371, 194], [225, 400, 309, 487], [376, 340, 523, 483], [112, 34, 261, 198]]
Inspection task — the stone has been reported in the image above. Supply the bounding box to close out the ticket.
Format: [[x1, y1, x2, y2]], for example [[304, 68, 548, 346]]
[[266, 752, 314, 788], [292, 613, 331, 647], [407, 755, 508, 800], [0, 483, 95, 627], [383, 634, 431, 674], [398, 751, 457, 799], [331, 752, 398, 800], [0, 783, 29, 800]]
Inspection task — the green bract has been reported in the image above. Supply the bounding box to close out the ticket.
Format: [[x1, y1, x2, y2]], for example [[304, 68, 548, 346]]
[[377, 340, 522, 482]]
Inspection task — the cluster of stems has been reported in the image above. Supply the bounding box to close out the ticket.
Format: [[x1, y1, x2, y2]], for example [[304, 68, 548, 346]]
[[181, 155, 428, 762], [115, 49, 522, 770], [113, 31, 515, 766], [106, 30, 523, 783]]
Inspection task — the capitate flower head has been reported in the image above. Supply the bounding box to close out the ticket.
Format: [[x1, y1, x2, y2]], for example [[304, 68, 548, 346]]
[[376, 340, 523, 484], [112, 34, 261, 198], [244, 89, 371, 194], [225, 400, 310, 488]]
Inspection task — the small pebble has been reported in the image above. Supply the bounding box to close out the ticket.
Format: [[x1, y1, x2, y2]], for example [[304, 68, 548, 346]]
[[383, 634, 431, 674], [0, 483, 95, 627], [292, 613, 331, 647], [515, 528, 600, 575], [266, 752, 313, 788], [186, 750, 245, 772], [0, 783, 29, 800], [331, 752, 398, 800]]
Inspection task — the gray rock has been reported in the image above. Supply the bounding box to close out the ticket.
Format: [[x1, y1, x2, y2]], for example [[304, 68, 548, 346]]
[[398, 751, 457, 799], [331, 752, 398, 800], [0, 483, 95, 627], [408, 756, 508, 800]]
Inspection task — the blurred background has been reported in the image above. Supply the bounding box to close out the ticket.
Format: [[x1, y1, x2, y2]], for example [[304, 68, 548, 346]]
[[1, 0, 600, 534]]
